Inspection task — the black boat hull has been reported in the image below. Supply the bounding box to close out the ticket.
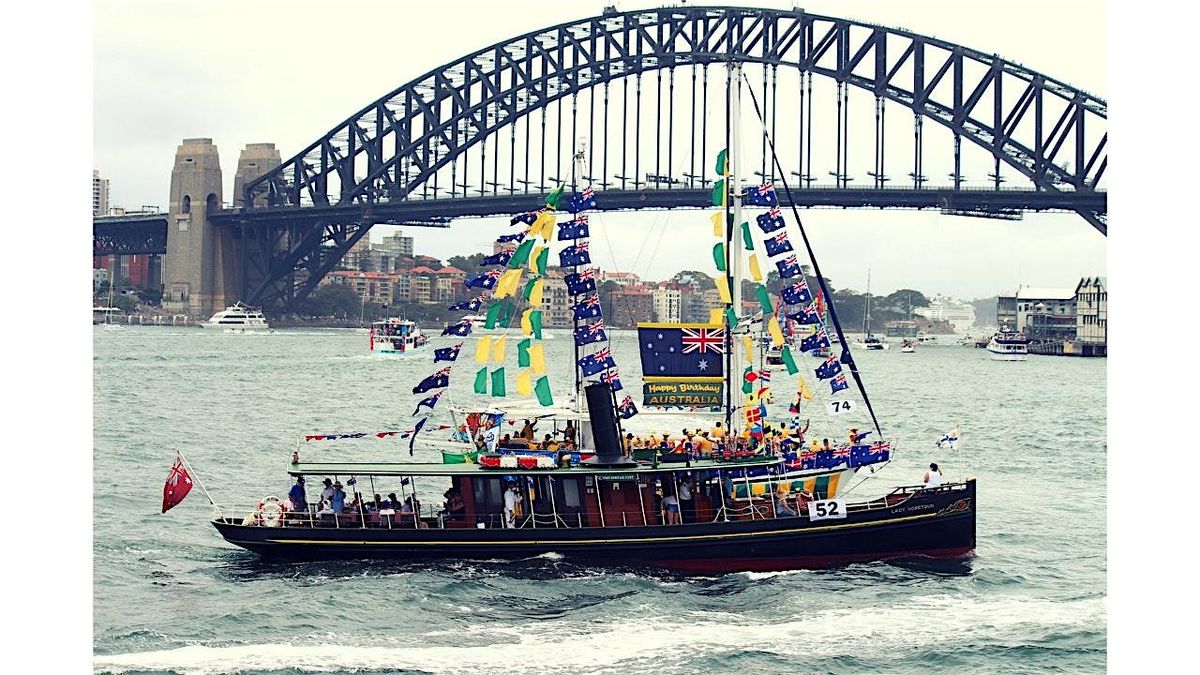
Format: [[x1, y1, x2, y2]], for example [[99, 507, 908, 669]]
[[212, 481, 976, 573]]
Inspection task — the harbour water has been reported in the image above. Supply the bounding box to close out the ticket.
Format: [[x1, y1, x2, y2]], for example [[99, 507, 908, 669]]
[[93, 327, 1105, 674]]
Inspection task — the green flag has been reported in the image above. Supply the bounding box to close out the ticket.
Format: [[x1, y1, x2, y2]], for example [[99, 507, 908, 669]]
[[473, 367, 488, 394], [490, 367, 507, 397], [756, 284, 774, 315], [529, 310, 543, 339], [725, 307, 739, 330], [517, 338, 531, 367], [545, 185, 565, 209], [741, 222, 755, 251], [710, 178, 726, 207], [712, 242, 726, 272], [532, 247, 549, 275], [534, 376, 554, 406], [508, 239, 535, 268], [781, 346, 799, 375], [485, 300, 513, 329], [742, 365, 753, 394], [714, 149, 728, 176]]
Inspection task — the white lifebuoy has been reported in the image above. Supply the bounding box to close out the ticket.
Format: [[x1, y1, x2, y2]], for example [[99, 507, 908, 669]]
[[259, 496, 284, 527]]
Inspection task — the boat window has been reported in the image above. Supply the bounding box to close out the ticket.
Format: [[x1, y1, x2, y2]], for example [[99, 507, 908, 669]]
[[561, 477, 583, 509]]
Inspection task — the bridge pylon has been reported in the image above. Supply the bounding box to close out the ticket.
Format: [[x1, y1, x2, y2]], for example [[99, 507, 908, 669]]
[[163, 138, 225, 318], [231, 143, 283, 308]]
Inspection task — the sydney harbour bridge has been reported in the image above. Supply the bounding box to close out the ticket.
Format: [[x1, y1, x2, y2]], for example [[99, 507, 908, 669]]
[[93, 5, 1107, 317]]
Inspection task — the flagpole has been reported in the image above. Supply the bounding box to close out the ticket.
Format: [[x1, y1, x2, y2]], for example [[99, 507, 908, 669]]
[[175, 448, 219, 512]]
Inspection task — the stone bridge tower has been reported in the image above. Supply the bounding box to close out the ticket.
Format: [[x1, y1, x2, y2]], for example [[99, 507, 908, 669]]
[[163, 138, 223, 317]]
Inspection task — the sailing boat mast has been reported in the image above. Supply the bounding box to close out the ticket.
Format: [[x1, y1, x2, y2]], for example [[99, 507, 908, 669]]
[[723, 63, 744, 433], [863, 269, 871, 337]]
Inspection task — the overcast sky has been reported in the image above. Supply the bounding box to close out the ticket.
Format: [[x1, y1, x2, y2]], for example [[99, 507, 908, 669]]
[[94, 0, 1106, 299]]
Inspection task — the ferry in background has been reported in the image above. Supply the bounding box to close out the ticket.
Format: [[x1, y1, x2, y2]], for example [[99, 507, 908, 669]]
[[200, 302, 270, 331], [370, 318, 428, 354], [986, 329, 1029, 361], [93, 307, 122, 325]]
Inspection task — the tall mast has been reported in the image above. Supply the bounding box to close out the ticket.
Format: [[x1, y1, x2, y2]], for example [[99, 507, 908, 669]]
[[571, 142, 586, 412], [723, 63, 744, 433]]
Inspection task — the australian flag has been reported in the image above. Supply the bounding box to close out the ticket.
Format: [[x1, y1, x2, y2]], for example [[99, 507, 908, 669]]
[[566, 187, 597, 214], [565, 269, 597, 295], [600, 368, 623, 392], [742, 182, 779, 207], [448, 296, 484, 312], [511, 211, 539, 226], [558, 215, 590, 240], [559, 241, 591, 267], [465, 269, 502, 290], [756, 207, 786, 233], [851, 441, 891, 467], [573, 295, 603, 321], [578, 347, 616, 377], [574, 320, 607, 346], [815, 355, 842, 380], [776, 255, 803, 279], [442, 320, 472, 337], [800, 328, 830, 353], [412, 368, 451, 394], [780, 279, 813, 306], [840, 348, 856, 367], [496, 231, 526, 244], [433, 343, 463, 362], [412, 392, 442, 417], [481, 249, 514, 266], [789, 304, 821, 325], [830, 372, 850, 394], [637, 325, 725, 379], [617, 395, 639, 419], [764, 232, 794, 258]]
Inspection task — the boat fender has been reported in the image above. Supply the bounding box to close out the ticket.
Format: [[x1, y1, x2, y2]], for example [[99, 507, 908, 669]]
[[259, 496, 284, 527]]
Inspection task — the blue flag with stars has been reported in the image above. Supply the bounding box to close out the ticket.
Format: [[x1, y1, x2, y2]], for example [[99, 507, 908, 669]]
[[742, 183, 779, 207], [764, 232, 794, 258], [776, 255, 802, 279], [830, 373, 849, 394], [559, 243, 591, 267], [481, 250, 514, 266], [578, 348, 616, 377], [800, 328, 830, 353], [637, 325, 725, 379], [434, 343, 463, 362], [412, 368, 451, 394], [780, 279, 813, 305], [814, 355, 842, 380], [511, 211, 539, 226], [448, 296, 484, 312], [496, 231, 526, 244], [566, 188, 597, 214], [756, 207, 785, 233], [573, 321, 608, 346], [558, 216, 591, 240], [565, 270, 597, 295], [442, 321, 472, 337], [572, 295, 603, 320], [788, 304, 821, 325]]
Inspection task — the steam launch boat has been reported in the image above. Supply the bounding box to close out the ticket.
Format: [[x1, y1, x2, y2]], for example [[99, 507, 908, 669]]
[[986, 328, 1029, 361], [194, 62, 974, 573], [200, 302, 270, 331], [370, 318, 429, 355]]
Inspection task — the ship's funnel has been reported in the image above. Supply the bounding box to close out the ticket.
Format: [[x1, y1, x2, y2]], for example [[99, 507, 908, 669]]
[[581, 383, 637, 468]]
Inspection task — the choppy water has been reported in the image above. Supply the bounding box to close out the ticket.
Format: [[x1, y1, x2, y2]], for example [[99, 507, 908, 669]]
[[94, 326, 1105, 674]]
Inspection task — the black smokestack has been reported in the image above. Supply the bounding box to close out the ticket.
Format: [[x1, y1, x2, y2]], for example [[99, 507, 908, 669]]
[[582, 382, 636, 468]]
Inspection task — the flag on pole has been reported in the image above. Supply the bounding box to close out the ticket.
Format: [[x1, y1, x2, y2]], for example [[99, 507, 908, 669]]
[[464, 269, 502, 290], [578, 347, 616, 376], [618, 395, 639, 419], [742, 182, 779, 206], [490, 368, 507, 397], [710, 178, 727, 207], [434, 343, 463, 362], [161, 456, 193, 513], [511, 211, 539, 226], [711, 211, 724, 237], [412, 368, 451, 394], [559, 216, 590, 240], [409, 417, 427, 456], [473, 367, 488, 394], [508, 238, 535, 268], [775, 255, 803, 279], [534, 376, 554, 406], [830, 373, 850, 394], [764, 232, 794, 258], [600, 368, 623, 392], [781, 346, 800, 375], [448, 296, 485, 312], [413, 392, 442, 417], [715, 149, 728, 175], [573, 295, 603, 320], [544, 185, 566, 209], [516, 370, 533, 396], [475, 336, 492, 364], [756, 207, 785, 233], [780, 279, 813, 306], [490, 335, 507, 363], [529, 342, 547, 375], [517, 339, 531, 367], [566, 187, 597, 213]]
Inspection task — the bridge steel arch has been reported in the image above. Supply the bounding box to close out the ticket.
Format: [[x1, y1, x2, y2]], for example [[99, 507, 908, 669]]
[[236, 5, 1107, 309]]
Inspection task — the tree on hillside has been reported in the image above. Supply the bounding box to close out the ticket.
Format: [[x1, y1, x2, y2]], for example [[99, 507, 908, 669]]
[[880, 289, 930, 316], [298, 284, 361, 319], [670, 270, 716, 290]]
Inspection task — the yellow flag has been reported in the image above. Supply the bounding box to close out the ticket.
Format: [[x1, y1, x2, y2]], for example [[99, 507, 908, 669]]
[[527, 277, 544, 306], [475, 336, 492, 364], [741, 334, 755, 364], [516, 369, 533, 396], [493, 268, 523, 298], [711, 211, 724, 238], [798, 376, 813, 401], [716, 276, 732, 304], [710, 308, 725, 325], [491, 335, 507, 363], [533, 211, 556, 240], [748, 253, 763, 282], [529, 342, 547, 375], [520, 309, 534, 336], [768, 316, 785, 347]]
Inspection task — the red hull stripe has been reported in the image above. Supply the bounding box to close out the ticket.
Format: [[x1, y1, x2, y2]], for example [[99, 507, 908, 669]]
[[652, 546, 975, 573]]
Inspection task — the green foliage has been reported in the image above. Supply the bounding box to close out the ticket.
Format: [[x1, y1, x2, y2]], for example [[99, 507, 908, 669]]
[[297, 284, 362, 319]]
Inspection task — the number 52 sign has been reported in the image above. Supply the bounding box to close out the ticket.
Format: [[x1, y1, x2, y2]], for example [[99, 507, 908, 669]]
[[808, 499, 847, 521]]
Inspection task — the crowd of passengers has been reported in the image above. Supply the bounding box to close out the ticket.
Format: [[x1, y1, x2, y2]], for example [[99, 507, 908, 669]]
[[280, 477, 466, 527]]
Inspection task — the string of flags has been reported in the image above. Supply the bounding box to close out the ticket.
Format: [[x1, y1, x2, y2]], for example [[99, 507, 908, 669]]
[[302, 425, 452, 442]]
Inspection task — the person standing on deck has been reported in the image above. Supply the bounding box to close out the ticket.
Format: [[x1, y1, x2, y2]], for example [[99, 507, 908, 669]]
[[678, 477, 694, 524], [923, 463, 943, 488], [503, 483, 520, 528], [519, 420, 537, 441], [287, 477, 307, 512]]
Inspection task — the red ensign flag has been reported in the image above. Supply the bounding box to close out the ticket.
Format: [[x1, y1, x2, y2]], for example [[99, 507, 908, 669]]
[[162, 457, 194, 513]]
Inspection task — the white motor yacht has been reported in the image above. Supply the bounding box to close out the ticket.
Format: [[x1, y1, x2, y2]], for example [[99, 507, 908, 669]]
[[200, 302, 270, 330], [986, 329, 1029, 361]]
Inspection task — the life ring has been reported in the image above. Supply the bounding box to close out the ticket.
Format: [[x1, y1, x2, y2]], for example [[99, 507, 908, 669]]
[[259, 496, 284, 527]]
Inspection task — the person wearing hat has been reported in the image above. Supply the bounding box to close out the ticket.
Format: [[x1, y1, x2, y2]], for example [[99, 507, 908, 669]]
[[320, 478, 335, 505], [287, 476, 307, 513], [503, 482, 520, 529], [331, 481, 346, 513]]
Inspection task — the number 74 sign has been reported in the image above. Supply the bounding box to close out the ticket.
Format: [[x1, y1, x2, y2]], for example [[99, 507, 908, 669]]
[[826, 400, 856, 415]]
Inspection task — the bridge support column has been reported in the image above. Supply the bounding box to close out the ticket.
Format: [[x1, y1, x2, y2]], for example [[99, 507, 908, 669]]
[[163, 138, 224, 318], [231, 142, 282, 307]]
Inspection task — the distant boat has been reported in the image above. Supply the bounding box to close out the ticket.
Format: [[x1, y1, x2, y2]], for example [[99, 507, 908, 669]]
[[370, 318, 428, 355], [853, 271, 889, 350], [986, 328, 1028, 361], [200, 302, 270, 331], [899, 339, 917, 353]]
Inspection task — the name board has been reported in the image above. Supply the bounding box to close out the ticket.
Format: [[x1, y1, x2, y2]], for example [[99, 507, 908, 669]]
[[598, 474, 638, 482], [643, 381, 723, 406], [807, 499, 847, 522]]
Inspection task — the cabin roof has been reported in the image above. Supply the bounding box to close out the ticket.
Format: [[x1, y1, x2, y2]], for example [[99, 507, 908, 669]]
[[286, 457, 781, 478]]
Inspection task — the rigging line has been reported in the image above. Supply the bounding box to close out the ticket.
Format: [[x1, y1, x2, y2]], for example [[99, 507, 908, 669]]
[[738, 73, 884, 442]]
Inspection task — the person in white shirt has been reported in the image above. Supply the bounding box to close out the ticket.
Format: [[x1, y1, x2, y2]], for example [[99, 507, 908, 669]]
[[503, 484, 520, 529], [923, 462, 943, 488]]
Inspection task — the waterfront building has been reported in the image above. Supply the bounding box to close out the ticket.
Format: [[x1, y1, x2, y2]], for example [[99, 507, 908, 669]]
[[542, 269, 572, 328], [1070, 276, 1107, 356], [997, 287, 1077, 341], [913, 295, 977, 333], [652, 286, 682, 323], [378, 231, 414, 258], [601, 271, 641, 287], [93, 169, 110, 216], [609, 285, 654, 327]]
